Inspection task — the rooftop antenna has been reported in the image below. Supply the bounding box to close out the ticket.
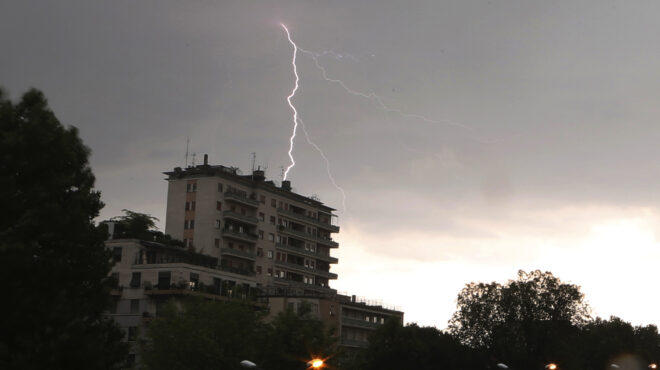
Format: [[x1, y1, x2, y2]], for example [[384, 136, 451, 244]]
[[191, 152, 196, 167], [185, 136, 190, 167], [279, 166, 285, 181], [251, 152, 256, 172]]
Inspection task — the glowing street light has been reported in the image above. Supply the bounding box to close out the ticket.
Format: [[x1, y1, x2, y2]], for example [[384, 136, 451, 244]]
[[649, 364, 657, 369], [308, 358, 324, 368], [545, 363, 558, 370]]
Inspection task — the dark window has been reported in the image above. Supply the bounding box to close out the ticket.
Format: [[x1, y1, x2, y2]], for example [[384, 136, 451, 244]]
[[112, 247, 122, 262], [271, 199, 276, 207], [213, 277, 222, 294], [158, 271, 171, 290], [191, 201, 196, 211], [218, 183, 223, 192], [190, 273, 199, 289], [259, 212, 265, 221], [216, 201, 222, 210], [185, 202, 190, 211], [128, 327, 138, 341], [130, 272, 141, 288], [130, 299, 140, 314], [189, 220, 195, 229], [270, 216, 276, 224], [260, 195, 266, 204], [214, 238, 220, 247]]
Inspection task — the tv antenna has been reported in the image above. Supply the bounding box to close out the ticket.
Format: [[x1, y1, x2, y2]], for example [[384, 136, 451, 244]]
[[185, 136, 190, 167]]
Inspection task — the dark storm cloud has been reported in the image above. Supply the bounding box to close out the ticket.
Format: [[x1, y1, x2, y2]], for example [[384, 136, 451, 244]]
[[3, 0, 660, 240]]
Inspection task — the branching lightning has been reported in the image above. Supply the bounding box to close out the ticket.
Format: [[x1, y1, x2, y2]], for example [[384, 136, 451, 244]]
[[296, 47, 474, 131], [281, 23, 347, 213], [281, 24, 299, 181], [299, 118, 347, 212]]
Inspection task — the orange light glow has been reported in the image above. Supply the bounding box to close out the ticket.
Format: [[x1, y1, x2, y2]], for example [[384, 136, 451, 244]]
[[649, 364, 657, 369], [546, 364, 558, 370], [310, 358, 324, 368]]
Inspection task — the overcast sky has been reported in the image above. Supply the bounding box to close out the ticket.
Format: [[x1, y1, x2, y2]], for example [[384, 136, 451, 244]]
[[3, 0, 660, 328]]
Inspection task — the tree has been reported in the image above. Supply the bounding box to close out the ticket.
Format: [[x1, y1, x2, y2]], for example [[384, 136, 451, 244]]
[[352, 319, 483, 370], [260, 302, 338, 370], [0, 88, 127, 369], [104, 209, 182, 246], [141, 299, 265, 370], [448, 270, 591, 369], [141, 299, 337, 370]]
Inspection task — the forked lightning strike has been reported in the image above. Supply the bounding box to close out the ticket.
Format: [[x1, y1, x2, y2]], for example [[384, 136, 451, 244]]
[[280, 23, 347, 212], [296, 46, 474, 131], [281, 24, 299, 181]]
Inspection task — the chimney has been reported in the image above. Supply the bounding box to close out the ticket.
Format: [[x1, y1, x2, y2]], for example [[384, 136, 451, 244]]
[[281, 180, 291, 191], [252, 169, 265, 181], [203, 154, 208, 166]]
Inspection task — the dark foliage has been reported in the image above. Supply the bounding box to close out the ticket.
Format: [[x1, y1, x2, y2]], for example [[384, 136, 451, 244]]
[[0, 88, 127, 369]]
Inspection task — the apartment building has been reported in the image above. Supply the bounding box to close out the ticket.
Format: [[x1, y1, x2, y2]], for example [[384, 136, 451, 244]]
[[163, 157, 339, 293], [106, 158, 403, 365]]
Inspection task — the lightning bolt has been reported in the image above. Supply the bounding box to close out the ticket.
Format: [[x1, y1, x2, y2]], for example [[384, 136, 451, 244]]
[[281, 23, 348, 213], [296, 46, 474, 131], [299, 118, 347, 212], [281, 23, 299, 181]]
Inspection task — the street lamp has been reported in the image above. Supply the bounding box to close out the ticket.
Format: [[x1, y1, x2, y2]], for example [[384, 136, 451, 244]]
[[307, 358, 324, 368], [649, 364, 657, 369], [545, 363, 558, 370], [240, 360, 261, 369]]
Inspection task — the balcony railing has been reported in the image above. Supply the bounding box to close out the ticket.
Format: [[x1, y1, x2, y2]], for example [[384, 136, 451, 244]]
[[221, 247, 256, 261], [274, 260, 338, 279], [223, 210, 259, 225], [219, 265, 256, 276], [277, 208, 339, 232], [221, 228, 258, 243], [278, 226, 339, 248], [341, 317, 381, 329], [340, 338, 369, 348], [273, 277, 335, 293], [224, 191, 259, 207], [275, 243, 338, 264]]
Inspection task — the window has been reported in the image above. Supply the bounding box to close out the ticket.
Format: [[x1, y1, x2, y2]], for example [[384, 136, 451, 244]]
[[279, 201, 284, 209], [271, 199, 276, 207], [267, 250, 273, 259], [184, 220, 189, 229], [215, 219, 221, 229], [186, 182, 197, 192], [130, 272, 141, 288], [218, 183, 223, 192], [214, 238, 220, 247], [310, 260, 315, 269], [278, 270, 285, 278], [183, 238, 188, 246], [268, 233, 275, 242], [310, 244, 316, 253], [257, 248, 263, 257], [110, 272, 119, 287], [267, 268, 273, 276], [189, 220, 195, 229], [158, 271, 171, 290], [130, 299, 140, 314], [269, 216, 276, 224], [185, 201, 190, 211], [112, 247, 122, 262], [276, 235, 282, 243], [190, 273, 199, 289], [260, 195, 266, 204], [216, 201, 222, 211], [276, 252, 281, 261], [258, 212, 265, 221], [191, 201, 195, 211], [127, 327, 138, 341], [256, 266, 262, 274], [258, 230, 264, 240]]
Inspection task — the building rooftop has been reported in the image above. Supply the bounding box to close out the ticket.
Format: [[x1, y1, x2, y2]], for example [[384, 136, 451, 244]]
[[164, 161, 336, 213]]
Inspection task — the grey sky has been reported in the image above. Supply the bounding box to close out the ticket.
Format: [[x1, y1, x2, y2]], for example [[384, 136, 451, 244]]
[[3, 0, 660, 327]]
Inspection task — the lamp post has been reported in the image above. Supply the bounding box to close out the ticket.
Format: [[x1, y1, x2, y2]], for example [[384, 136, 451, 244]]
[[307, 358, 324, 368]]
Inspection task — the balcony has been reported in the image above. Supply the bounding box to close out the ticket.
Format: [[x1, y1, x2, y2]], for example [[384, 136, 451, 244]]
[[273, 277, 335, 293], [223, 210, 259, 225], [219, 265, 256, 276], [221, 228, 258, 244], [221, 247, 256, 261], [342, 317, 381, 329], [340, 338, 369, 348], [274, 260, 338, 279], [278, 226, 339, 248], [277, 208, 339, 232], [275, 243, 338, 264], [224, 191, 259, 208]]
